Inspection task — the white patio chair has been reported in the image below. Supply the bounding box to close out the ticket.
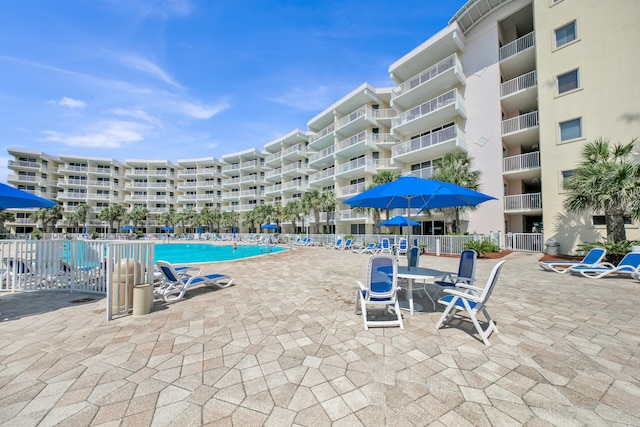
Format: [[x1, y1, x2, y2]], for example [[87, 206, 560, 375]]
[[355, 255, 403, 330]]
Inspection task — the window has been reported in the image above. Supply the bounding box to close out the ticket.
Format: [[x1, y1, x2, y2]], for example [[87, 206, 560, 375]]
[[593, 216, 632, 226], [561, 170, 575, 189], [555, 21, 576, 48], [557, 69, 579, 94], [560, 118, 582, 141]]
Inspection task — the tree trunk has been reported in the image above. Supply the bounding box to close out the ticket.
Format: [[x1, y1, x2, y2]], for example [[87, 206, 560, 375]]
[[605, 210, 627, 242]]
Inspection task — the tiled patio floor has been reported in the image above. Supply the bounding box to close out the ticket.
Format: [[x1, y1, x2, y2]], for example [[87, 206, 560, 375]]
[[1, 248, 639, 426]]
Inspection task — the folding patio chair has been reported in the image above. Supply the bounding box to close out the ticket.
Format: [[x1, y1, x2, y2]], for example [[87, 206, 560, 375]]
[[355, 255, 403, 330]]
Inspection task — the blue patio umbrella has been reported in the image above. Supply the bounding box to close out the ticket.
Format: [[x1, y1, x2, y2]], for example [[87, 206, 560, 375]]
[[0, 182, 57, 209], [121, 226, 135, 231], [160, 226, 174, 232], [345, 176, 497, 248], [378, 215, 420, 227], [261, 223, 279, 232]]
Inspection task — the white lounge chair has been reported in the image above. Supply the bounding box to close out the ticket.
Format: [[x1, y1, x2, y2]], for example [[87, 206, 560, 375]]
[[568, 252, 640, 279], [435, 260, 506, 346], [355, 255, 403, 330], [539, 248, 606, 273], [155, 261, 233, 303]]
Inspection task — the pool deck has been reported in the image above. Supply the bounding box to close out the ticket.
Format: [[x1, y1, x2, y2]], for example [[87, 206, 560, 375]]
[[0, 248, 639, 426]]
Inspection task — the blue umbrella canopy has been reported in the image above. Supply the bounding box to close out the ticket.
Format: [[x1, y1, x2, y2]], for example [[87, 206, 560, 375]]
[[379, 215, 420, 227], [121, 226, 135, 231], [261, 223, 278, 230], [0, 182, 57, 209], [160, 226, 174, 231], [344, 176, 497, 211]]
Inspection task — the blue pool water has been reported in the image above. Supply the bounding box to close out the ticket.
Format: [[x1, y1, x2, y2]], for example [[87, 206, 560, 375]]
[[154, 243, 285, 264]]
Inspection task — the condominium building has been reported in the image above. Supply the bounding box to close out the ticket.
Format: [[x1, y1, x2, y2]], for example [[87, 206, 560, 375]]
[[6, 0, 640, 253]]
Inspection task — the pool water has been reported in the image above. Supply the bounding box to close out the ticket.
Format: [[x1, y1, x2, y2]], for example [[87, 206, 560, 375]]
[[154, 243, 285, 264]]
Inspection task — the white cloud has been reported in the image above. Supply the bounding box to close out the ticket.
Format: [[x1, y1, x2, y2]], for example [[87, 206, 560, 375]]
[[109, 108, 163, 127], [41, 120, 149, 149], [270, 86, 334, 111], [117, 54, 181, 88], [174, 99, 230, 120], [58, 97, 86, 108]]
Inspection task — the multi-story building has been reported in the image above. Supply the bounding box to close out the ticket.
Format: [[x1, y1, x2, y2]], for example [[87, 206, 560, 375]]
[[5, 0, 640, 253]]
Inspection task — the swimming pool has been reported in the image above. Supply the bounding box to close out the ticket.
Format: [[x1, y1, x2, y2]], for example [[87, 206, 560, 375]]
[[154, 243, 286, 264]]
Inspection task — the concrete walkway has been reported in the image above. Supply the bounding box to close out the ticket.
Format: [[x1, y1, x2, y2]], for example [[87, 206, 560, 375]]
[[0, 248, 638, 426]]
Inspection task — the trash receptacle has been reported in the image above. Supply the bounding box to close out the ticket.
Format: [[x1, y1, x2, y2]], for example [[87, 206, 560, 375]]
[[545, 239, 560, 255], [111, 258, 142, 312], [133, 283, 153, 316]]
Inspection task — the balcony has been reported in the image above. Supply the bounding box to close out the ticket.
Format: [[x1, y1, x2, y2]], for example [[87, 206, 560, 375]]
[[374, 158, 399, 171], [308, 145, 335, 168], [240, 175, 259, 185], [308, 167, 335, 186], [264, 184, 282, 195], [264, 168, 282, 182], [408, 166, 434, 179], [308, 123, 335, 150], [335, 131, 377, 159], [499, 32, 536, 80], [501, 70, 537, 113], [124, 182, 148, 190], [504, 193, 542, 213], [339, 209, 368, 221], [503, 151, 541, 181], [391, 54, 466, 110], [282, 180, 307, 193], [281, 161, 306, 178], [281, 144, 306, 161], [86, 193, 112, 201], [391, 89, 466, 137], [241, 160, 261, 172], [222, 177, 241, 187], [87, 167, 114, 175], [86, 180, 115, 188], [392, 125, 466, 163], [222, 164, 241, 175], [8, 160, 40, 170], [177, 169, 199, 177], [59, 165, 88, 173], [335, 157, 377, 179], [335, 105, 393, 137], [265, 152, 282, 166], [336, 182, 367, 199], [502, 111, 539, 147]]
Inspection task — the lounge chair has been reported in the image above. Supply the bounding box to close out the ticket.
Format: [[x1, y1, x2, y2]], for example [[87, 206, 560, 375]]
[[155, 261, 233, 303], [379, 239, 392, 255], [397, 239, 408, 256], [352, 243, 375, 254], [1, 258, 38, 291], [341, 239, 353, 250], [326, 238, 342, 249], [436, 260, 506, 346], [355, 255, 403, 330], [539, 248, 606, 273], [568, 252, 640, 279]]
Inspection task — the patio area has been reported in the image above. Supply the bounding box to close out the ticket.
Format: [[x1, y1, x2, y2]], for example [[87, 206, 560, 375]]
[[0, 248, 638, 426]]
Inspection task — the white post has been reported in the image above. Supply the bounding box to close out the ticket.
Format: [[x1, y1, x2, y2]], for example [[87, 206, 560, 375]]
[[436, 238, 440, 256]]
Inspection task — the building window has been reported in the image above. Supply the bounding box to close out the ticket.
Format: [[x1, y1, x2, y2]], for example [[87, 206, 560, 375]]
[[560, 118, 582, 141], [555, 21, 576, 48], [557, 69, 579, 94], [593, 215, 632, 226], [561, 170, 575, 189]]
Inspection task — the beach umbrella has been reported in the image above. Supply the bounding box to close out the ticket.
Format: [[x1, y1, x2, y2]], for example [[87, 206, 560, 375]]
[[345, 176, 497, 249], [0, 182, 57, 209], [378, 215, 420, 227], [260, 223, 279, 230], [121, 226, 135, 231], [160, 226, 174, 232]]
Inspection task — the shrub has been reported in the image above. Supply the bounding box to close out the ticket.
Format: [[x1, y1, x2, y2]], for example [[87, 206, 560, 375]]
[[464, 239, 499, 257], [31, 229, 43, 240]]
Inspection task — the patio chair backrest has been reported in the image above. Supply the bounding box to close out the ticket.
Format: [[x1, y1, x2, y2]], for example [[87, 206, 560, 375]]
[[582, 248, 606, 265], [408, 246, 420, 268], [458, 249, 477, 281], [382, 239, 390, 250], [478, 260, 506, 305], [619, 252, 640, 269], [367, 255, 397, 299], [157, 261, 179, 283]]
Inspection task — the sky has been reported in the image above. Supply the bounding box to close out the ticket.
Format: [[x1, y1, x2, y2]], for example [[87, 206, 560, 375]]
[[0, 0, 467, 182]]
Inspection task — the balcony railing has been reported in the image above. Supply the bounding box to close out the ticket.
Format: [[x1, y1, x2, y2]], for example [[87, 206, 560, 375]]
[[339, 209, 368, 220], [499, 31, 535, 61], [282, 161, 305, 173], [337, 182, 367, 198], [265, 168, 282, 179], [392, 125, 461, 157], [502, 111, 538, 135], [504, 193, 542, 211], [282, 144, 305, 157], [8, 160, 40, 169], [308, 145, 335, 162], [392, 53, 457, 98], [265, 152, 282, 163], [309, 123, 335, 143], [503, 151, 540, 173], [409, 167, 434, 179], [392, 89, 457, 128], [222, 164, 241, 173], [283, 180, 307, 191], [265, 184, 282, 193], [501, 70, 537, 97], [309, 167, 335, 182], [337, 157, 374, 174]]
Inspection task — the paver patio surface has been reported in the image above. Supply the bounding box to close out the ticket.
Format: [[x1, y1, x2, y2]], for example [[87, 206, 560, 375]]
[[0, 248, 639, 426]]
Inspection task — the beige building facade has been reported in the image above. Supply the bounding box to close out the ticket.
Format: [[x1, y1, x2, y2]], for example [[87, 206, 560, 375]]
[[6, 0, 640, 253]]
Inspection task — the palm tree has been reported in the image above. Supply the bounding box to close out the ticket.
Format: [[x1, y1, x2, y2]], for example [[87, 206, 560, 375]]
[[125, 207, 149, 230], [320, 190, 336, 233], [564, 137, 640, 242], [0, 210, 15, 235], [302, 190, 322, 233], [75, 203, 92, 234], [432, 151, 481, 234], [283, 200, 301, 232], [156, 207, 178, 229], [111, 205, 126, 232], [197, 207, 215, 233], [243, 208, 259, 233], [33, 204, 63, 232], [372, 170, 401, 222], [222, 210, 240, 234]]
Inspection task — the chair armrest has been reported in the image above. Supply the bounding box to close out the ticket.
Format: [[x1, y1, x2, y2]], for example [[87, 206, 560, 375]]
[[442, 288, 482, 303], [451, 283, 482, 293], [356, 280, 366, 292]]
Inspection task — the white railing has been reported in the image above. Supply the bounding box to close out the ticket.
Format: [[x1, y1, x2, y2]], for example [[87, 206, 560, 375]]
[[309, 167, 335, 182], [336, 105, 372, 129], [499, 31, 535, 61], [336, 130, 368, 152], [283, 161, 305, 173], [241, 160, 259, 169], [392, 125, 461, 157], [309, 123, 335, 143], [337, 157, 374, 174], [503, 151, 540, 172], [222, 164, 241, 173], [178, 169, 199, 176], [392, 89, 458, 128], [240, 175, 258, 183], [337, 182, 367, 197], [282, 144, 305, 157], [502, 111, 538, 135], [8, 160, 40, 169], [339, 209, 368, 220], [503, 233, 543, 252], [392, 53, 458, 98], [222, 178, 240, 185], [501, 70, 537, 97], [265, 152, 282, 163], [409, 167, 434, 179], [265, 168, 282, 179], [265, 184, 282, 193], [308, 145, 335, 162], [60, 165, 88, 172], [504, 193, 542, 211], [374, 158, 396, 169], [283, 180, 307, 190]]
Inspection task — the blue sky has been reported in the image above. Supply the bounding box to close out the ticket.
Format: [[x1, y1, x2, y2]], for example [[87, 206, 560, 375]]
[[0, 0, 466, 180]]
